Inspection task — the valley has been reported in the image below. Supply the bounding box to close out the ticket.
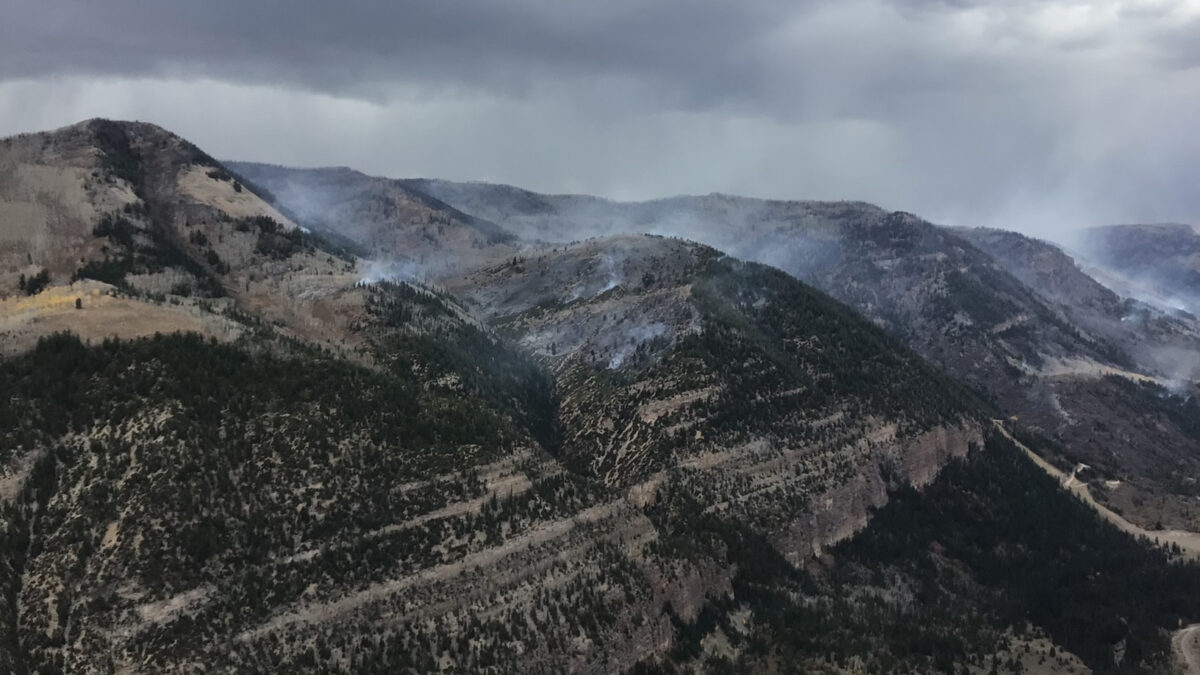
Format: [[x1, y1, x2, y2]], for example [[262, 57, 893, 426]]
[[993, 420, 1200, 560]]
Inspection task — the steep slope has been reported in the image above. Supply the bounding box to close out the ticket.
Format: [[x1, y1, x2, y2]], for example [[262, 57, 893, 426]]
[[956, 227, 1200, 532], [0, 120, 382, 361], [638, 425, 1200, 673], [0, 119, 298, 298], [5, 318, 1161, 675], [0, 122, 985, 673], [402, 182, 1123, 387], [385, 179, 1200, 533], [0, 313, 580, 673], [446, 234, 985, 562], [956, 226, 1200, 382], [953, 227, 1126, 330], [6, 121, 1200, 673], [807, 427, 1200, 673], [10, 326, 1196, 673], [1067, 223, 1200, 316], [227, 162, 514, 276]]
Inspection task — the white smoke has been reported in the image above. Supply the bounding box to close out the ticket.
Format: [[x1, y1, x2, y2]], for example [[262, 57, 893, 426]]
[[607, 321, 667, 370], [357, 258, 429, 286], [598, 252, 622, 293], [562, 250, 625, 303]]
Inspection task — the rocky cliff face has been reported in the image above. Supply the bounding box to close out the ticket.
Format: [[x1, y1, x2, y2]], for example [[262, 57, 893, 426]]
[[778, 423, 984, 562]]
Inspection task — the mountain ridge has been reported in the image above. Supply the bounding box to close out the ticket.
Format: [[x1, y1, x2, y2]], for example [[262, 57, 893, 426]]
[[2, 119, 1199, 672], [354, 174, 1200, 535], [0, 119, 997, 673]]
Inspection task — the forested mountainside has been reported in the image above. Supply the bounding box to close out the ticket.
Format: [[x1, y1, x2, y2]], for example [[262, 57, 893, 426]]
[[5, 332, 1198, 673], [2, 120, 1199, 673], [327, 175, 1200, 534], [448, 234, 984, 560], [955, 227, 1200, 532]]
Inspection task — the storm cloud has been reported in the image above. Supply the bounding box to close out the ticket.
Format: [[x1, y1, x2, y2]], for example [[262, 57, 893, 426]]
[[2, 0, 1198, 234]]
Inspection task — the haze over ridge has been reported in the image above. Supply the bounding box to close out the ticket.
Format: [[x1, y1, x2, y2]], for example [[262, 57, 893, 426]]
[[2, 0, 1199, 235]]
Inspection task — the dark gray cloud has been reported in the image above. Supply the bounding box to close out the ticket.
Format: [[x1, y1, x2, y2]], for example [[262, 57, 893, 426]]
[[1, 0, 787, 106], [1, 0, 1198, 234]]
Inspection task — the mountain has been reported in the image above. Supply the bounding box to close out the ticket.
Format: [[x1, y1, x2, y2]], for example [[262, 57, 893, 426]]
[[0, 119, 370, 360], [257, 162, 1200, 670], [338, 177, 1200, 534], [226, 163, 515, 276], [447, 235, 986, 556], [956, 227, 1200, 533], [1, 121, 990, 672], [3, 121, 1200, 673], [1067, 223, 1200, 316], [391, 180, 1127, 388]]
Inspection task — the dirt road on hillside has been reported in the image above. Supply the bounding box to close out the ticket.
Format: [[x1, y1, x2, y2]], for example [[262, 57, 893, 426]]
[[1174, 624, 1200, 674], [991, 420, 1200, 560]]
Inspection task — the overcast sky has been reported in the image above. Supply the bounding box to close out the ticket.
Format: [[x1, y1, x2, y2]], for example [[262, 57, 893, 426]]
[[2, 0, 1198, 233]]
